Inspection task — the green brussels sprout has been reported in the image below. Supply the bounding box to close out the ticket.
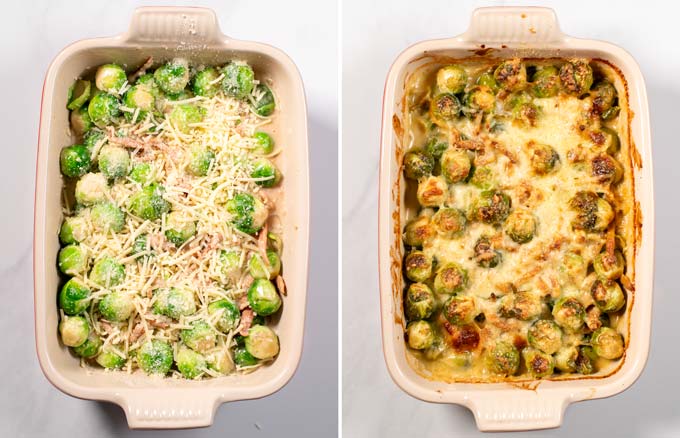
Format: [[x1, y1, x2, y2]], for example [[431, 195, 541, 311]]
[[473, 236, 502, 268], [137, 339, 173, 375], [406, 320, 435, 350], [498, 291, 543, 321], [214, 249, 241, 283], [222, 63, 255, 99], [522, 347, 555, 378], [70, 107, 93, 138], [59, 278, 91, 315], [593, 250, 625, 280], [152, 287, 197, 319], [250, 84, 276, 117], [226, 193, 268, 235], [404, 283, 435, 320], [440, 149, 471, 183], [164, 211, 197, 246], [486, 341, 520, 375], [507, 91, 539, 126], [554, 345, 579, 373], [91, 202, 125, 233], [58, 244, 88, 275], [88, 92, 120, 128], [181, 320, 217, 353], [432, 208, 467, 238], [443, 295, 477, 325], [472, 191, 511, 225], [59, 216, 89, 245], [469, 165, 495, 190], [131, 234, 152, 260], [247, 278, 282, 316], [527, 319, 563, 354], [59, 315, 90, 347], [552, 296, 585, 332], [422, 338, 446, 361], [234, 346, 258, 367], [464, 85, 495, 113], [591, 278, 625, 313], [591, 154, 623, 184], [569, 191, 614, 232], [175, 346, 207, 379], [251, 158, 282, 187], [154, 59, 190, 95], [436, 65, 468, 94], [208, 299, 241, 333], [129, 162, 156, 185], [165, 89, 194, 102], [187, 145, 215, 177], [559, 59, 593, 95], [531, 66, 560, 98], [245, 325, 280, 359], [67, 79, 92, 110], [493, 59, 527, 91], [591, 81, 617, 115], [559, 252, 587, 285], [169, 104, 206, 133], [248, 250, 282, 280], [98, 291, 135, 322], [95, 64, 127, 94], [192, 67, 221, 97], [601, 106, 621, 121], [416, 176, 447, 207], [575, 345, 597, 374], [60, 145, 91, 178], [208, 349, 235, 375], [425, 138, 448, 160], [136, 73, 158, 91], [599, 126, 620, 154], [404, 251, 432, 283], [127, 183, 171, 220], [529, 142, 560, 174], [83, 129, 106, 153], [430, 93, 461, 123], [591, 327, 624, 360], [476, 71, 499, 92], [433, 263, 468, 295], [504, 209, 537, 244], [96, 347, 126, 369], [123, 85, 155, 121], [403, 150, 434, 180], [253, 132, 275, 155], [402, 214, 436, 248], [98, 145, 130, 179], [89, 257, 125, 288], [72, 332, 102, 358]]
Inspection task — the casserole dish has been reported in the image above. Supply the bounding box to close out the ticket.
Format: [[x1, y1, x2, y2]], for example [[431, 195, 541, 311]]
[[378, 7, 653, 431], [34, 7, 309, 429]]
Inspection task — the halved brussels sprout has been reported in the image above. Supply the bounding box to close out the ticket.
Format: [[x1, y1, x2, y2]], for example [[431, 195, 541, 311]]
[[402, 214, 435, 248], [575, 345, 597, 374], [591, 81, 617, 115], [137, 339, 173, 375], [59, 278, 91, 315], [164, 211, 197, 246], [569, 191, 614, 232], [176, 346, 207, 379], [226, 193, 268, 235], [507, 91, 538, 125], [403, 150, 434, 180], [60, 145, 91, 178], [558, 252, 587, 285], [192, 67, 221, 97], [430, 93, 461, 123], [253, 132, 275, 155], [91, 201, 125, 233], [88, 93, 120, 127], [58, 245, 88, 275], [469, 165, 495, 190], [214, 249, 241, 284], [222, 63, 255, 99], [73, 332, 102, 358], [404, 283, 435, 320], [251, 84, 276, 116], [531, 66, 560, 98], [70, 107, 93, 138], [248, 278, 282, 316], [406, 320, 435, 350], [464, 85, 495, 113], [154, 59, 190, 95], [473, 236, 501, 268], [552, 296, 585, 332], [96, 347, 126, 369], [208, 299, 241, 333], [169, 104, 206, 133], [152, 287, 197, 319], [251, 158, 282, 187], [425, 138, 448, 160], [499, 291, 543, 321], [591, 278, 625, 313], [208, 349, 235, 375], [522, 347, 555, 378], [559, 59, 593, 95], [123, 85, 155, 121], [181, 320, 217, 353], [593, 250, 625, 280], [591, 327, 624, 359], [245, 325, 280, 359], [187, 145, 215, 177], [599, 126, 620, 154], [136, 73, 160, 96], [248, 250, 282, 279], [129, 162, 156, 185], [493, 59, 527, 91], [89, 257, 125, 288], [527, 319, 562, 354], [59, 315, 90, 347], [83, 129, 106, 153], [432, 208, 467, 238], [554, 345, 579, 373], [440, 149, 471, 183], [436, 65, 467, 94], [59, 216, 90, 245], [486, 341, 520, 375], [416, 175, 447, 207], [433, 263, 468, 295], [127, 183, 171, 220], [529, 143, 559, 174], [95, 64, 127, 94], [477, 71, 499, 92], [98, 291, 135, 322], [234, 346, 258, 367], [472, 191, 511, 225], [591, 154, 623, 184], [504, 209, 537, 244], [404, 251, 432, 283], [443, 295, 477, 325], [67, 79, 92, 110]]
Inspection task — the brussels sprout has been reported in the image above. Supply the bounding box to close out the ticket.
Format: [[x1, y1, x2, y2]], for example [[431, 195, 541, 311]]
[[137, 339, 173, 375], [131, 234, 152, 260], [424, 138, 448, 160], [247, 278, 282, 316], [430, 93, 461, 123], [433, 263, 468, 295], [60, 145, 91, 178], [251, 84, 276, 117], [152, 287, 197, 319], [208, 349, 235, 375], [98, 145, 130, 179], [175, 346, 207, 379], [192, 67, 221, 97], [494, 59, 527, 91], [436, 65, 468, 94], [73, 332, 102, 358], [136, 73, 159, 93], [591, 327, 624, 360], [591, 81, 617, 115], [91, 202, 125, 233], [443, 295, 477, 325], [440, 149, 471, 183], [169, 104, 206, 133], [472, 191, 511, 225], [531, 66, 560, 98], [559, 252, 587, 285], [464, 85, 495, 113], [208, 299, 241, 333], [507, 91, 538, 125], [251, 158, 282, 188], [575, 345, 597, 374], [473, 236, 502, 268], [523, 347, 555, 378], [599, 126, 620, 154], [59, 278, 91, 315], [127, 183, 171, 220], [504, 210, 537, 244], [245, 325, 280, 359], [585, 304, 609, 332], [403, 150, 434, 180], [591, 278, 625, 313], [95, 64, 127, 94], [416, 176, 447, 207], [432, 208, 467, 238], [404, 283, 435, 320], [83, 129, 106, 153], [129, 162, 155, 185], [529, 143, 559, 174], [593, 250, 625, 280], [559, 59, 593, 95], [552, 296, 585, 332], [67, 79, 92, 110], [253, 132, 275, 155], [234, 346, 258, 367], [527, 319, 562, 354], [222, 63, 255, 99], [476, 72, 499, 92], [187, 145, 215, 177], [226, 193, 268, 235], [59, 315, 90, 347], [59, 216, 89, 245], [486, 341, 520, 375], [248, 250, 281, 279], [98, 291, 135, 322], [164, 211, 197, 247], [404, 251, 432, 283], [154, 59, 190, 95], [406, 320, 435, 350], [591, 154, 623, 184], [423, 338, 446, 361], [554, 345, 579, 372], [58, 245, 88, 275], [601, 106, 621, 121], [96, 347, 126, 369], [569, 191, 614, 232], [70, 107, 93, 138], [499, 291, 543, 321], [89, 257, 125, 288], [88, 92, 120, 127], [180, 320, 216, 353], [402, 214, 436, 247], [469, 166, 495, 190], [123, 85, 155, 121], [215, 249, 241, 283]]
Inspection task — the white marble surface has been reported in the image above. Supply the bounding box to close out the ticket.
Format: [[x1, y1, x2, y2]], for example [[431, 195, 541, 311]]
[[0, 0, 337, 436], [342, 1, 680, 436]]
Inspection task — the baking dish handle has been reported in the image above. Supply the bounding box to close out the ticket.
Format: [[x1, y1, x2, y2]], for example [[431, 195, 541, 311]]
[[124, 6, 225, 45], [461, 7, 565, 44], [119, 392, 218, 429], [469, 392, 569, 431]]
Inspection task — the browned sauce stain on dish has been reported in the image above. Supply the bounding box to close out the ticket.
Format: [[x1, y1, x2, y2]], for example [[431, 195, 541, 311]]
[[521, 13, 527, 18], [391, 113, 405, 328], [631, 141, 643, 169], [470, 46, 495, 56], [529, 26, 537, 34]]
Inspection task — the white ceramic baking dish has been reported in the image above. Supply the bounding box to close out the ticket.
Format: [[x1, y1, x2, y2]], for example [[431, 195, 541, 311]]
[[34, 7, 309, 429], [378, 7, 654, 431]]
